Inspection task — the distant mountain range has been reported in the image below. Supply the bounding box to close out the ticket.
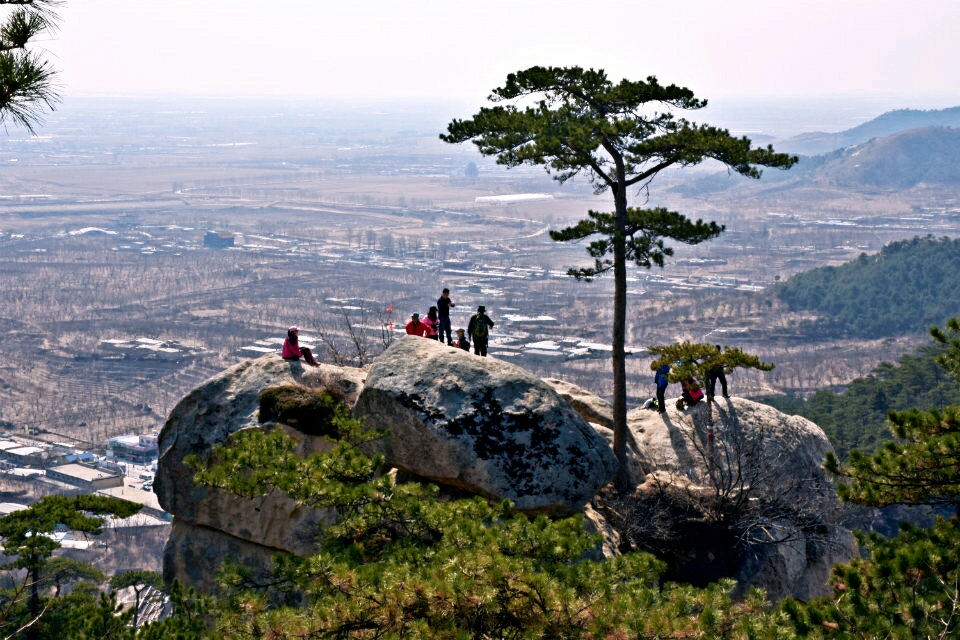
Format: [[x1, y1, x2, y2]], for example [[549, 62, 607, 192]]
[[675, 112, 960, 196], [774, 105, 960, 156]]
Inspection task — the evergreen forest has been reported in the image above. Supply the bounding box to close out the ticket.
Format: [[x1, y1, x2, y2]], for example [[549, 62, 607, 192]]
[[776, 235, 960, 338], [764, 341, 960, 458]]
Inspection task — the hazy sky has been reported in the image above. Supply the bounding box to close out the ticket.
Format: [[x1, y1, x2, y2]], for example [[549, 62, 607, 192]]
[[43, 0, 960, 107]]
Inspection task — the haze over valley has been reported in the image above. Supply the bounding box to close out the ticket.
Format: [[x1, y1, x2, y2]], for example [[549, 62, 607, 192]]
[[2, 98, 960, 446]]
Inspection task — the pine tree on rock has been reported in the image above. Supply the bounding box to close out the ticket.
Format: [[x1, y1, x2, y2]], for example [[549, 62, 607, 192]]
[[648, 341, 775, 391], [443, 66, 796, 488]]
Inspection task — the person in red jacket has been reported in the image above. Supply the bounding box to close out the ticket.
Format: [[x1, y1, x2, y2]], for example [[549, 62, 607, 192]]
[[405, 313, 431, 337], [281, 326, 318, 366]]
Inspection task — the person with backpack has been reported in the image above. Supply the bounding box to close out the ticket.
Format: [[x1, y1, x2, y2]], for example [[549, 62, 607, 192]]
[[467, 305, 494, 357], [653, 363, 670, 413], [677, 377, 705, 410]]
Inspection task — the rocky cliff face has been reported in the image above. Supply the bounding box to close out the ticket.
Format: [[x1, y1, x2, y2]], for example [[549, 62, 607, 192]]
[[154, 357, 366, 590], [157, 337, 854, 599], [621, 396, 855, 601]]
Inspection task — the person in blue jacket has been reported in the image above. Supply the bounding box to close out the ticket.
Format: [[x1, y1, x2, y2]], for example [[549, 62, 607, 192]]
[[654, 363, 670, 413]]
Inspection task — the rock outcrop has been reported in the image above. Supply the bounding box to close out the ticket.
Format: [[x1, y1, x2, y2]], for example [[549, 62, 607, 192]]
[[355, 338, 619, 514], [157, 344, 854, 601], [154, 357, 366, 590], [157, 339, 618, 590], [606, 393, 853, 600]]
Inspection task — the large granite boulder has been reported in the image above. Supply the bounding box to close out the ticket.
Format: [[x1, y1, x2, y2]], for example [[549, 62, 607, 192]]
[[157, 344, 619, 591], [355, 337, 619, 514], [529, 381, 856, 599], [155, 356, 366, 590], [624, 396, 855, 600]]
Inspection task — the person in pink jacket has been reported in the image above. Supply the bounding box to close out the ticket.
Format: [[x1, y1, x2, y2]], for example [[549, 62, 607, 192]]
[[424, 306, 441, 340], [281, 326, 318, 366]]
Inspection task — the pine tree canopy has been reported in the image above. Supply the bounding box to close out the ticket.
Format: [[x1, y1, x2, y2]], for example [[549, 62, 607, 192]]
[[441, 66, 795, 191], [648, 341, 774, 386], [825, 318, 960, 515]]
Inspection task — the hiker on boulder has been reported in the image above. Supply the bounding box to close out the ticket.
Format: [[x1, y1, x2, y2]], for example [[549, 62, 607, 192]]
[[281, 326, 319, 366], [405, 313, 431, 338], [653, 362, 670, 413], [454, 328, 470, 351], [424, 306, 441, 340], [707, 344, 730, 399], [437, 288, 456, 345], [467, 305, 495, 357], [677, 377, 704, 410]]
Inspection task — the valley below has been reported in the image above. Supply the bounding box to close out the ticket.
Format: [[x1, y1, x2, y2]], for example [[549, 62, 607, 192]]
[[1, 99, 960, 447]]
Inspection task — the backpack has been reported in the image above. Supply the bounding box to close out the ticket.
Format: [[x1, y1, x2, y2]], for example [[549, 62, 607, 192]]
[[472, 314, 488, 339]]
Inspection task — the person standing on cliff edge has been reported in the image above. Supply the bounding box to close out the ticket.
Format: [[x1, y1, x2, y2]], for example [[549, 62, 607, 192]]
[[437, 288, 455, 345]]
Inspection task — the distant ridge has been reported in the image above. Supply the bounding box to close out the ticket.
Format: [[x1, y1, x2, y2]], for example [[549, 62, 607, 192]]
[[776, 105, 960, 156], [673, 125, 960, 196], [812, 126, 960, 189]]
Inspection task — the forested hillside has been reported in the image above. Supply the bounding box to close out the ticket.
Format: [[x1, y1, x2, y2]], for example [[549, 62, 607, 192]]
[[764, 341, 960, 459], [776, 235, 960, 339]]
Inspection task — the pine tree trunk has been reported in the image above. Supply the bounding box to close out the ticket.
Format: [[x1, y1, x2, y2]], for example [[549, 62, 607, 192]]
[[611, 183, 630, 491]]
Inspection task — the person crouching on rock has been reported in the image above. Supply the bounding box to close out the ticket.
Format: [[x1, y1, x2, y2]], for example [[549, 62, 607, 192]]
[[282, 326, 319, 366], [405, 313, 431, 337], [454, 328, 470, 351]]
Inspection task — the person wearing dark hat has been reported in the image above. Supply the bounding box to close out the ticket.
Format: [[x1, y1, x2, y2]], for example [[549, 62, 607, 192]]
[[405, 312, 431, 338], [467, 305, 494, 356], [281, 326, 319, 366]]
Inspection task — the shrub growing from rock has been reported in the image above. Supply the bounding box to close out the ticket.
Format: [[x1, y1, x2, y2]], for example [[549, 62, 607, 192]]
[[258, 384, 348, 437]]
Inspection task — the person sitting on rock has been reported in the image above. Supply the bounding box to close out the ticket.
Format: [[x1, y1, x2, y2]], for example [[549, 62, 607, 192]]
[[405, 313, 431, 338], [281, 326, 319, 366], [454, 328, 470, 351], [676, 377, 704, 410]]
